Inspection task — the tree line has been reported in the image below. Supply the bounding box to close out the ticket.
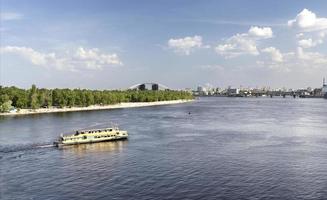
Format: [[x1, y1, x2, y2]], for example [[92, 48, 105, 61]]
[[0, 85, 193, 112]]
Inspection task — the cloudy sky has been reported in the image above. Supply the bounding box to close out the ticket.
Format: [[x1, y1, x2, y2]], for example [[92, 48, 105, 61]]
[[1, 0, 327, 89]]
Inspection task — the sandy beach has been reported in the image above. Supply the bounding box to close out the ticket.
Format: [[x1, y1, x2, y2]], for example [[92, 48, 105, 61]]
[[0, 99, 194, 116]]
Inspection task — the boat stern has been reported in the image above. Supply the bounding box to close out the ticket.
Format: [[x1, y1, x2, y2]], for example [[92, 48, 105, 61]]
[[53, 136, 64, 147]]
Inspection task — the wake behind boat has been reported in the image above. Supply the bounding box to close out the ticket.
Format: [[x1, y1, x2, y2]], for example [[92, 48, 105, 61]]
[[54, 126, 128, 147]]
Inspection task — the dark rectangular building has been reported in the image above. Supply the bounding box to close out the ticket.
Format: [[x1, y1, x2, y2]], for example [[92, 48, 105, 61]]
[[138, 84, 146, 90], [152, 84, 159, 91]]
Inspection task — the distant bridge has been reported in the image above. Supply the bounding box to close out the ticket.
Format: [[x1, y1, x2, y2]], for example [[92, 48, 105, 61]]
[[129, 82, 170, 91], [251, 90, 315, 98]]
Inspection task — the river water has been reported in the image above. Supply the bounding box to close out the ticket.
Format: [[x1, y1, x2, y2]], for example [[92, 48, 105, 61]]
[[1, 97, 327, 200]]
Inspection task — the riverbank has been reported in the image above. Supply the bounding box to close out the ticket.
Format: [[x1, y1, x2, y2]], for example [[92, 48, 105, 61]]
[[0, 99, 194, 116]]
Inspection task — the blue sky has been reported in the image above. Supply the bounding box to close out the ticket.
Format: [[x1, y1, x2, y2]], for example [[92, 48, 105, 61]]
[[1, 0, 327, 89]]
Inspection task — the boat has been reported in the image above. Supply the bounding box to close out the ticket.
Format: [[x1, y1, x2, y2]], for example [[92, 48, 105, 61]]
[[54, 126, 128, 147]]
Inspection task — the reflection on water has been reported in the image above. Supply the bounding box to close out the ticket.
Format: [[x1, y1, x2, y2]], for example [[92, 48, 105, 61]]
[[60, 140, 128, 155]]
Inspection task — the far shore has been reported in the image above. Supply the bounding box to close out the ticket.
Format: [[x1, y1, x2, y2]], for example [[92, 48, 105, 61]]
[[0, 99, 194, 116]]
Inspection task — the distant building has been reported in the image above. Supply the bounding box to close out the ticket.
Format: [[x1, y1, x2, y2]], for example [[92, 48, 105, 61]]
[[313, 88, 322, 97], [152, 84, 159, 91], [139, 84, 146, 90], [197, 86, 204, 92], [227, 88, 239, 96], [322, 78, 327, 96], [197, 86, 208, 96], [129, 83, 169, 91]]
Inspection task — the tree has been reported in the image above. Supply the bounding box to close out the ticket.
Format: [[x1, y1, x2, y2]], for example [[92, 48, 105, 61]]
[[0, 85, 194, 111], [85, 91, 94, 106], [29, 84, 39, 109], [0, 100, 13, 113]]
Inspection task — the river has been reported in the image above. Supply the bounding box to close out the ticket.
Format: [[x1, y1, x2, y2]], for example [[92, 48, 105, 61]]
[[1, 97, 327, 199]]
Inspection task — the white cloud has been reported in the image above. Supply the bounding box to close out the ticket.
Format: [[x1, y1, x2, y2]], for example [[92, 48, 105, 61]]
[[298, 38, 323, 48], [0, 46, 122, 71], [73, 47, 122, 69], [296, 33, 304, 38], [168, 35, 204, 55], [288, 9, 327, 32], [289, 10, 327, 51], [215, 26, 273, 58], [261, 47, 283, 62], [296, 47, 327, 64], [248, 26, 273, 39], [318, 31, 326, 38], [0, 12, 23, 21], [257, 47, 327, 73], [0, 46, 56, 65], [215, 33, 259, 57]]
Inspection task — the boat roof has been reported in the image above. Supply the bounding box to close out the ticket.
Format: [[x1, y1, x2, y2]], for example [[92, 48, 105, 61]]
[[78, 127, 117, 132]]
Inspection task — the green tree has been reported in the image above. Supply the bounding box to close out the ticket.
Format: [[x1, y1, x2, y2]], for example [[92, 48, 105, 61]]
[[85, 91, 94, 106], [0, 100, 13, 113], [29, 84, 39, 109], [0, 85, 194, 111]]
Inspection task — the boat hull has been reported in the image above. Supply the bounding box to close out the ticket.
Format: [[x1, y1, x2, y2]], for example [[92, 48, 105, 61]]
[[54, 136, 128, 147]]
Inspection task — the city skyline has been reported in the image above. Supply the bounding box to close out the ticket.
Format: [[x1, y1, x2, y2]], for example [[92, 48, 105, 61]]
[[1, 0, 327, 89]]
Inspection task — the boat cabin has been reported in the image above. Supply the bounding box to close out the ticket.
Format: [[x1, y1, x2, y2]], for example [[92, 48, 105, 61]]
[[73, 128, 116, 136]]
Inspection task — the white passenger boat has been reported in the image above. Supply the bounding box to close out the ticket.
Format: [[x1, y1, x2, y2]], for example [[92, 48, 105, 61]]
[[54, 126, 128, 147]]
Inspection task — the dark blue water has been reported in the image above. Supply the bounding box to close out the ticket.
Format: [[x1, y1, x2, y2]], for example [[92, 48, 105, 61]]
[[1, 97, 327, 200]]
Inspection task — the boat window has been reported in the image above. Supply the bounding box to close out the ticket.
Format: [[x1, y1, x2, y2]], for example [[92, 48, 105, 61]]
[[109, 129, 112, 131]]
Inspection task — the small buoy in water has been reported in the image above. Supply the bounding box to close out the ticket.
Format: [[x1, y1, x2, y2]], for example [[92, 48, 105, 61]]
[[188, 112, 191, 115]]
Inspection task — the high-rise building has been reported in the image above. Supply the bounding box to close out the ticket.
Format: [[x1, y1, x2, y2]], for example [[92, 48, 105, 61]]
[[322, 78, 327, 98]]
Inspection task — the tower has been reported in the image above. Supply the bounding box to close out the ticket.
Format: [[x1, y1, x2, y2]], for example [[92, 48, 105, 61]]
[[323, 77, 327, 98]]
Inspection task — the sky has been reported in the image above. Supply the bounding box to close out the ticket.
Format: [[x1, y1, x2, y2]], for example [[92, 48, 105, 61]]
[[1, 0, 327, 89]]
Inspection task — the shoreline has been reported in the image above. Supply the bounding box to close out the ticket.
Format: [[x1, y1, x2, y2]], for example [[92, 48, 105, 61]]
[[0, 99, 194, 116]]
